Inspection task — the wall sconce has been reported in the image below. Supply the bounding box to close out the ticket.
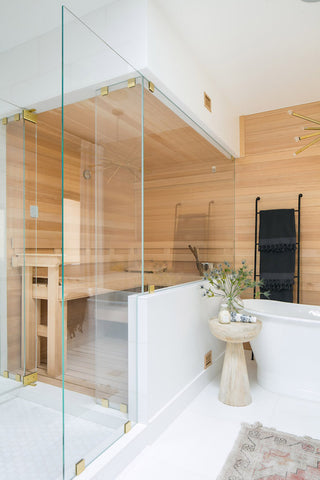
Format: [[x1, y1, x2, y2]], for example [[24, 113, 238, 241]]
[[288, 110, 320, 155]]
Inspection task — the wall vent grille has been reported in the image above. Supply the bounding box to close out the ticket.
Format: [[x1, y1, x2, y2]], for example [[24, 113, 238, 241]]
[[204, 350, 212, 369]]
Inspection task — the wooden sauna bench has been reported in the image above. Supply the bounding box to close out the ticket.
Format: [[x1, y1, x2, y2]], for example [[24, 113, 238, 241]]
[[12, 253, 141, 379], [12, 253, 198, 379]]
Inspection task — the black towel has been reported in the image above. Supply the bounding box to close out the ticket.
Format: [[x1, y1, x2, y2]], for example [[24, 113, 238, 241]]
[[259, 209, 296, 302], [259, 209, 296, 252]]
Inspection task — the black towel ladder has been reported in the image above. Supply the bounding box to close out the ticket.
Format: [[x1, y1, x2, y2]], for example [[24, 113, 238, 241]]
[[253, 193, 303, 303], [251, 194, 302, 361]]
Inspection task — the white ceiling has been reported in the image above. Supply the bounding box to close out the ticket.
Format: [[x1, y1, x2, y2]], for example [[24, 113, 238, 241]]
[[155, 0, 320, 115], [0, 0, 319, 116]]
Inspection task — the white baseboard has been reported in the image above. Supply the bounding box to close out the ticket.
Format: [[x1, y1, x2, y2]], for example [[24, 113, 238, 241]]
[[79, 352, 224, 480]]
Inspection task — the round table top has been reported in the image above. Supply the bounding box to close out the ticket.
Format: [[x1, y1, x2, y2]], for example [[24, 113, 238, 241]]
[[209, 317, 262, 343]]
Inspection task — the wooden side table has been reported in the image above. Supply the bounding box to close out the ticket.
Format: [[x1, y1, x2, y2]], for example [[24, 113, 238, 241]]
[[209, 318, 262, 407]]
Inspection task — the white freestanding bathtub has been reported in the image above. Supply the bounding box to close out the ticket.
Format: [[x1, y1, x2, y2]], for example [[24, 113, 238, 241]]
[[243, 299, 320, 402]]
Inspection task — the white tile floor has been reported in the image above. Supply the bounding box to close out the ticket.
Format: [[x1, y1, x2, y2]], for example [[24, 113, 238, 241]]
[[0, 380, 127, 480], [115, 352, 320, 480]]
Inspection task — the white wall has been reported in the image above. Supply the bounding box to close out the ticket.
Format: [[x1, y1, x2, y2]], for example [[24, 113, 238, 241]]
[[0, 0, 239, 155], [129, 281, 225, 424], [0, 0, 147, 117], [145, 0, 240, 157]]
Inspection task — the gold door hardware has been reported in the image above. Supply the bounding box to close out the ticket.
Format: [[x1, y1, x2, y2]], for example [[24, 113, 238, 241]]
[[23, 372, 38, 386], [148, 284, 155, 294], [124, 421, 131, 434], [75, 459, 85, 476], [15, 374, 21, 382], [100, 86, 109, 96], [120, 403, 128, 413], [2, 117, 8, 125], [128, 78, 136, 88], [3, 370, 9, 378], [23, 109, 37, 124], [14, 113, 20, 121], [101, 398, 109, 408], [148, 81, 155, 93]]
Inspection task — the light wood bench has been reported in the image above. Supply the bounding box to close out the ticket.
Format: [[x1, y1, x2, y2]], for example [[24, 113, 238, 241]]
[[12, 253, 198, 378]]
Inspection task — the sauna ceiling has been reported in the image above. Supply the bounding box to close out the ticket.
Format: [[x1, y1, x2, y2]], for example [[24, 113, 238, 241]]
[[37, 85, 228, 181]]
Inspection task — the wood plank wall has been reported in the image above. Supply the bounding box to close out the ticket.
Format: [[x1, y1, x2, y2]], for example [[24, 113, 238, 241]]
[[143, 89, 235, 278], [5, 96, 140, 369], [5, 86, 236, 369], [144, 161, 235, 275], [236, 101, 320, 305]]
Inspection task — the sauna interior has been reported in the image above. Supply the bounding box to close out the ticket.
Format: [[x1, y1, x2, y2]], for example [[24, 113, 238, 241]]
[[5, 82, 234, 391], [0, 8, 235, 479]]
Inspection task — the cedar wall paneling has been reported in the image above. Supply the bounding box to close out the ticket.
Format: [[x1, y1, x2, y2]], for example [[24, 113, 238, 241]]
[[144, 162, 235, 275], [236, 101, 320, 305], [5, 87, 236, 368], [5, 99, 139, 369], [143, 88, 235, 278]]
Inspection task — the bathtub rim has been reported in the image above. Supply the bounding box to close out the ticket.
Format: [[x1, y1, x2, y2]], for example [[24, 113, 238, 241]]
[[242, 299, 320, 325]]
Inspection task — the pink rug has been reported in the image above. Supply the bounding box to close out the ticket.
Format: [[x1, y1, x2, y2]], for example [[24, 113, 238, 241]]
[[218, 422, 320, 479]]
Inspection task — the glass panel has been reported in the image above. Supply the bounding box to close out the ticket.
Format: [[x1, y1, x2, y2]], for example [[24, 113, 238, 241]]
[[0, 1, 63, 477], [143, 82, 235, 289], [23, 118, 38, 376], [62, 8, 142, 477], [0, 106, 64, 480], [0, 106, 24, 395], [0, 111, 7, 385]]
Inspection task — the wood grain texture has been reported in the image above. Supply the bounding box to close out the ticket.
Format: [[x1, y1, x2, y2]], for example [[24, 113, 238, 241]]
[[219, 342, 252, 406], [209, 318, 262, 406], [144, 89, 235, 276], [5, 85, 236, 386], [236, 101, 320, 305]]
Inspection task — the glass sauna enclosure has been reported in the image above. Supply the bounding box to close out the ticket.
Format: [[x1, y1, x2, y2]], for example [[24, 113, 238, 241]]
[[0, 5, 234, 480]]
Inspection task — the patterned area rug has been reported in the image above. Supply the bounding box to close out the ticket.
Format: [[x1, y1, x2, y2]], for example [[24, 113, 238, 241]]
[[218, 422, 320, 479]]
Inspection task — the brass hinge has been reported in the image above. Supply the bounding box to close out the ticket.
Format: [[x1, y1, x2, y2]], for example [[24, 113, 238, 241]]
[[3, 370, 9, 378], [100, 86, 109, 96], [148, 81, 155, 93], [148, 285, 155, 294], [75, 459, 85, 476], [23, 109, 37, 124], [128, 78, 136, 88], [14, 113, 20, 122], [101, 398, 109, 408], [2, 117, 8, 125], [120, 403, 128, 413], [15, 374, 21, 382], [23, 372, 38, 386], [124, 421, 131, 434]]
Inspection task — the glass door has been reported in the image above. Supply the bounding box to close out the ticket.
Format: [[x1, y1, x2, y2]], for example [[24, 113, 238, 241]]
[[22, 114, 38, 379], [0, 108, 38, 395], [62, 80, 143, 478], [62, 7, 143, 475], [93, 78, 142, 410]]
